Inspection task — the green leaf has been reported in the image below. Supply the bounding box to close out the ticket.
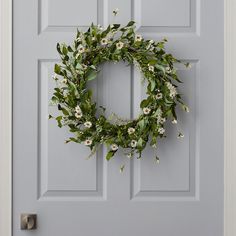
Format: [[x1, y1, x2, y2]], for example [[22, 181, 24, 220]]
[[112, 24, 120, 30], [126, 21, 135, 27], [62, 46, 68, 55], [106, 151, 115, 161], [51, 96, 58, 103], [138, 119, 148, 134], [150, 80, 156, 92], [86, 69, 97, 81], [56, 116, 63, 128], [67, 46, 73, 52], [140, 99, 149, 108], [76, 63, 83, 70], [68, 80, 78, 95], [167, 74, 182, 83], [164, 97, 174, 106], [61, 107, 69, 116], [99, 106, 106, 113], [64, 55, 69, 61], [65, 137, 78, 143], [54, 64, 61, 75], [138, 119, 145, 131], [172, 108, 177, 119], [165, 109, 172, 117], [150, 135, 157, 147], [86, 145, 98, 160], [149, 60, 157, 65], [90, 65, 97, 70], [56, 43, 61, 54], [137, 138, 143, 148], [155, 64, 165, 74]]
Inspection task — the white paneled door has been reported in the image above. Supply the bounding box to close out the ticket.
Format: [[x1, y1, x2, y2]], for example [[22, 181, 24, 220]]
[[13, 0, 224, 235]]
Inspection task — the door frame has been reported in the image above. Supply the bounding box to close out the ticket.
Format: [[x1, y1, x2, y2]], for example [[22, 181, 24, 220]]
[[0, 0, 12, 236], [0, 0, 235, 235]]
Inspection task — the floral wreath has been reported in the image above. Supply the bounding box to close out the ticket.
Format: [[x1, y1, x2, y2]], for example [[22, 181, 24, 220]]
[[50, 16, 190, 170]]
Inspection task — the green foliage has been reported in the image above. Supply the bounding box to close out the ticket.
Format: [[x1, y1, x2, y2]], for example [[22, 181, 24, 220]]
[[106, 151, 115, 161], [50, 21, 189, 161]]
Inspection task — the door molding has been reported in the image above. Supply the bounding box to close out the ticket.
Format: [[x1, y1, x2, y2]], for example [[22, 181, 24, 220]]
[[0, 0, 234, 235], [224, 0, 236, 235], [0, 0, 12, 236]]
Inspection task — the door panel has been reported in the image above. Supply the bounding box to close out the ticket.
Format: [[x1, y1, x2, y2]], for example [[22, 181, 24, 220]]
[[131, 63, 197, 200], [13, 0, 224, 236], [39, 61, 105, 200]]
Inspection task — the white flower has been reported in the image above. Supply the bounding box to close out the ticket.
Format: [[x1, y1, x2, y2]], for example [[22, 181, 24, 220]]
[[158, 127, 165, 134], [111, 143, 118, 151], [156, 116, 161, 124], [148, 45, 154, 51], [186, 63, 192, 69], [156, 93, 163, 100], [76, 37, 82, 42], [78, 45, 85, 53], [148, 65, 154, 72], [112, 8, 119, 16], [183, 105, 190, 113], [101, 38, 108, 45], [52, 73, 57, 80], [160, 118, 166, 124], [82, 64, 88, 70], [143, 107, 151, 115], [120, 165, 125, 173], [166, 66, 172, 73], [172, 119, 177, 124], [92, 36, 96, 41], [97, 24, 103, 30], [128, 127, 135, 135], [147, 40, 154, 50], [61, 78, 68, 84], [116, 41, 124, 49], [131, 140, 137, 148], [135, 34, 142, 42], [127, 153, 132, 158], [84, 121, 92, 128], [178, 132, 184, 138], [75, 105, 81, 113], [152, 144, 157, 148], [166, 82, 177, 98], [75, 112, 82, 119], [84, 139, 92, 146], [75, 106, 82, 119]]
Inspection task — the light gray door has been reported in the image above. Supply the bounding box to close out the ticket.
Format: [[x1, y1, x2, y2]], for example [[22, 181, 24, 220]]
[[13, 0, 224, 235]]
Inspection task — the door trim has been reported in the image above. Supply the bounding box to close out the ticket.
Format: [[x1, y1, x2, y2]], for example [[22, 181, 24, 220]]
[[224, 0, 236, 235], [0, 0, 234, 235], [0, 0, 12, 235]]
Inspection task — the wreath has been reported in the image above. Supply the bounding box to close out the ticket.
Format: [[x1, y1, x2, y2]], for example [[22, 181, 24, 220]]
[[50, 20, 190, 168]]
